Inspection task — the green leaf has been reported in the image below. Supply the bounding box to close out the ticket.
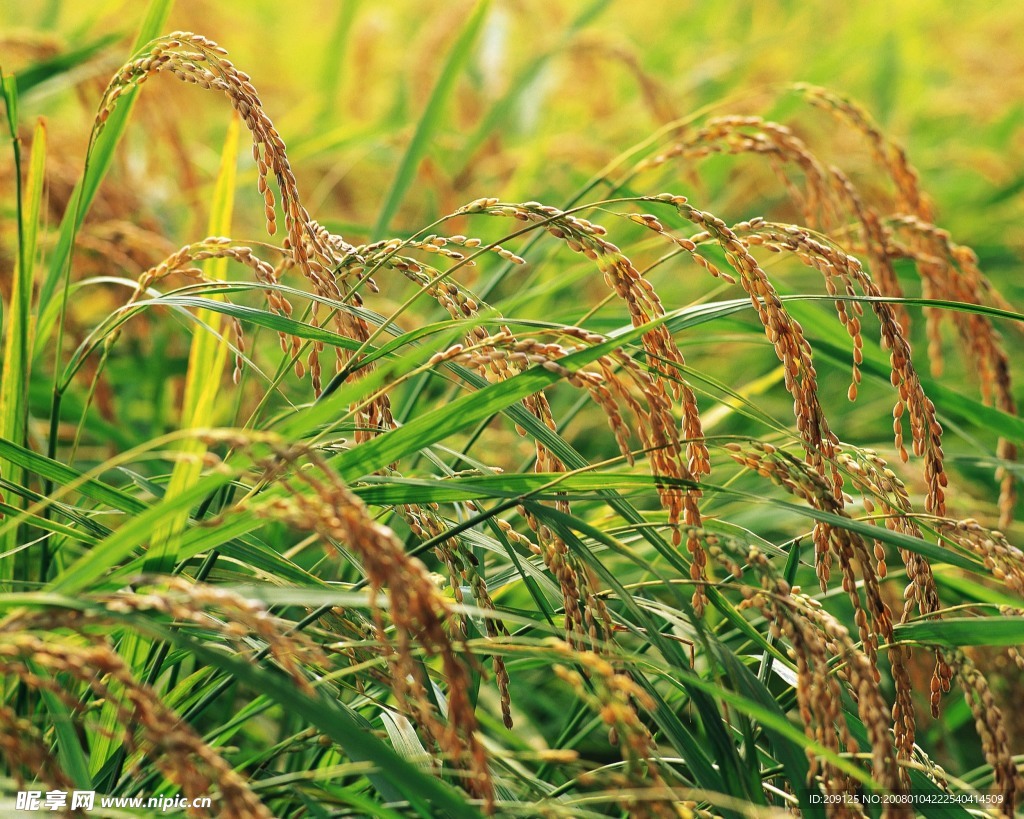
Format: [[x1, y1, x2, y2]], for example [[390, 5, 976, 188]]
[[0, 89, 45, 581], [48, 475, 231, 595], [457, 0, 609, 164], [318, 0, 360, 121], [13, 34, 120, 95], [0, 437, 146, 515], [32, 663, 93, 790], [147, 112, 240, 574], [131, 620, 485, 818], [348, 471, 986, 573], [895, 616, 1024, 648], [380, 708, 433, 771]]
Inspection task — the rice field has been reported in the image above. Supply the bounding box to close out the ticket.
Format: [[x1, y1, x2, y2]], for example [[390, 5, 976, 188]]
[[1, 1, 1022, 816]]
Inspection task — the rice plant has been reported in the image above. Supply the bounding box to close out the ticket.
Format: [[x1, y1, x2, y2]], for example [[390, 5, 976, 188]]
[[1, 2, 1022, 817]]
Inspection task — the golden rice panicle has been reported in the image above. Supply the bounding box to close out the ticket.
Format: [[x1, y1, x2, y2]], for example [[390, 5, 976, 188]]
[[355, 232, 525, 284], [550, 643, 683, 819], [104, 576, 326, 693], [727, 564, 859, 797], [886, 214, 1018, 527], [300, 220, 398, 400], [836, 445, 952, 717], [676, 204, 838, 486], [521, 512, 597, 648], [413, 270, 672, 630], [237, 441, 495, 811], [738, 446, 886, 648], [459, 198, 710, 610], [734, 219, 949, 518], [0, 633, 271, 818], [939, 519, 1024, 596], [835, 447, 941, 619], [455, 199, 706, 465], [738, 223, 868, 398], [998, 607, 1024, 674], [97, 35, 299, 263], [488, 348, 604, 641], [715, 541, 905, 801], [0, 705, 75, 796], [435, 325, 709, 618], [828, 167, 909, 332], [345, 231, 525, 391], [723, 443, 916, 769], [954, 652, 1022, 812], [628, 205, 736, 285], [362, 248, 523, 389], [440, 330, 639, 473], [462, 199, 707, 459], [851, 291, 946, 517], [636, 116, 842, 229], [109, 238, 297, 383], [428, 322, 637, 637], [638, 97, 964, 528], [94, 35, 386, 398], [426, 328, 606, 644], [737, 568, 900, 802], [798, 85, 922, 213], [807, 605, 905, 800], [690, 197, 844, 596], [806, 86, 1013, 525]]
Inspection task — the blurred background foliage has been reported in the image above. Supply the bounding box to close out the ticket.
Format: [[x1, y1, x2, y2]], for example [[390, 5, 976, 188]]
[[4, 0, 1024, 241]]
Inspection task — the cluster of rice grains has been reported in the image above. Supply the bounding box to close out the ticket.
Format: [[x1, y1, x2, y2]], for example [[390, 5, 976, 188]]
[[439, 109, 1023, 810], [53, 31, 1021, 816], [227, 435, 498, 809], [548, 641, 701, 819], [95, 32, 383, 411], [618, 91, 1022, 811], [454, 199, 710, 612]]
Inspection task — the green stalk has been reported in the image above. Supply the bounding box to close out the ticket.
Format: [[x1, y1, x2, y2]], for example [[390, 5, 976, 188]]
[[0, 84, 45, 585]]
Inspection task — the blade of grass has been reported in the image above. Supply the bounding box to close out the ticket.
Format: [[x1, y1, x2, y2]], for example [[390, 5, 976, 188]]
[[38, 1, 174, 598], [319, 0, 360, 122], [456, 0, 609, 167], [13, 34, 120, 95], [0, 437, 145, 515], [895, 616, 1024, 648], [347, 470, 985, 572], [0, 82, 43, 589], [46, 476, 231, 596], [146, 115, 239, 576], [33, 665, 93, 790]]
